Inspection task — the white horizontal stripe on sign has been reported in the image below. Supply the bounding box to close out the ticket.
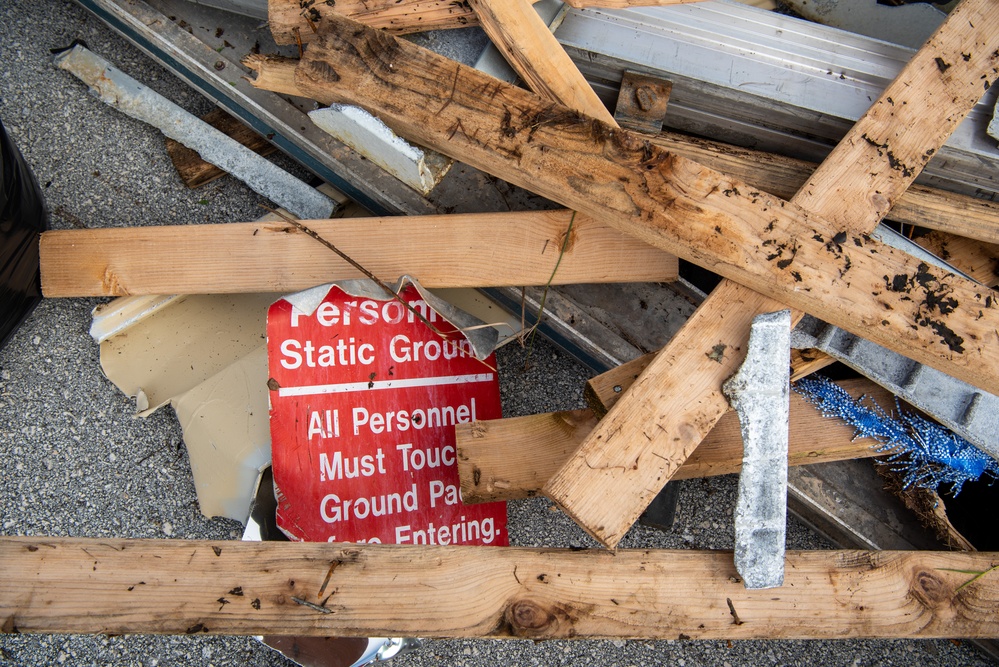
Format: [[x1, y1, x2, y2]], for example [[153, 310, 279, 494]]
[[277, 373, 495, 397]]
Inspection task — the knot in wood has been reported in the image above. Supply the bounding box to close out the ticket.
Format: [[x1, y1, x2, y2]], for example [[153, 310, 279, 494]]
[[305, 60, 340, 84], [505, 598, 559, 638], [910, 569, 952, 609]]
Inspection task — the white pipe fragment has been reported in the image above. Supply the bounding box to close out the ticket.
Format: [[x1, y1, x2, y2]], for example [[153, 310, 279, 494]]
[[54, 44, 334, 221], [722, 309, 791, 590]]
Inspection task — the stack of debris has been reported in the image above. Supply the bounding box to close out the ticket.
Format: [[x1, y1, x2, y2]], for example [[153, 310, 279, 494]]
[[4, 0, 999, 661]]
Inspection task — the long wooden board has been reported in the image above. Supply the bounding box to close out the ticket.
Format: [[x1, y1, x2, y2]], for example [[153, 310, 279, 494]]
[[269, 0, 506, 42], [457, 378, 892, 503], [542, 0, 999, 546], [469, 0, 617, 126], [245, 54, 999, 245], [654, 132, 999, 246], [38, 210, 677, 297], [3, 537, 998, 639], [293, 12, 999, 395]]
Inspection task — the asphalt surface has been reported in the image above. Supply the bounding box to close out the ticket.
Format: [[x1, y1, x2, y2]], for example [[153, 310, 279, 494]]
[[0, 1, 993, 666]]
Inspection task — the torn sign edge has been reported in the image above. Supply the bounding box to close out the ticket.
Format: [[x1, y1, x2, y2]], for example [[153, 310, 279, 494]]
[[281, 275, 501, 361], [89, 283, 504, 523]]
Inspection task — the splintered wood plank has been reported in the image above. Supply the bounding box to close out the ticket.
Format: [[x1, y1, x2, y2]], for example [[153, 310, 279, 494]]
[[269, 0, 538, 44], [38, 210, 676, 297], [542, 0, 999, 547], [166, 108, 277, 189], [469, 0, 617, 125], [293, 12, 999, 397], [245, 55, 999, 245], [457, 378, 892, 503], [3, 537, 999, 639], [243, 55, 304, 97], [653, 131, 999, 246], [565, 0, 704, 6]]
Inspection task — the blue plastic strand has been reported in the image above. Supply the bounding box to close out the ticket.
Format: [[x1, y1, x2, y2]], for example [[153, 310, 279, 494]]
[[793, 376, 998, 495]]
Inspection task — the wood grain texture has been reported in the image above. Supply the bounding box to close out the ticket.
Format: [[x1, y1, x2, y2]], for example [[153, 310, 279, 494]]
[[585, 345, 835, 415], [915, 231, 999, 287], [652, 131, 999, 246], [39, 210, 677, 297], [245, 56, 999, 245], [542, 0, 999, 546], [3, 537, 998, 639], [269, 0, 500, 43], [294, 13, 999, 396], [243, 54, 303, 97], [458, 378, 893, 503], [469, 0, 617, 125], [566, 0, 702, 6]]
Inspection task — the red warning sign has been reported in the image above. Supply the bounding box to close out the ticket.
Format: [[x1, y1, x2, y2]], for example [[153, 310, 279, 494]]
[[267, 283, 507, 546]]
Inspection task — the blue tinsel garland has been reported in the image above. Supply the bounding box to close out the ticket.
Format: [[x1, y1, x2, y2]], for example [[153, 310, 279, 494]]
[[793, 376, 998, 495]]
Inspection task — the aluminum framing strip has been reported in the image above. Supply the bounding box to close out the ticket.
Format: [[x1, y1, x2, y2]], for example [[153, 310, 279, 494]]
[[75, 0, 441, 216], [554, 0, 999, 199]]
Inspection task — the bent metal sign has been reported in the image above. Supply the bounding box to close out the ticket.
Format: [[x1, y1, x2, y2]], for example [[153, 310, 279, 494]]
[[267, 281, 507, 546]]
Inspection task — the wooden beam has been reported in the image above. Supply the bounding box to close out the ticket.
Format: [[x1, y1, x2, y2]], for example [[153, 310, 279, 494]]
[[38, 210, 677, 297], [245, 54, 999, 246], [541, 0, 999, 547], [565, 0, 705, 6], [653, 131, 999, 247], [468, 0, 617, 126], [458, 378, 892, 503], [268, 0, 539, 44], [293, 14, 999, 395], [3, 537, 998, 639], [891, 187, 999, 246]]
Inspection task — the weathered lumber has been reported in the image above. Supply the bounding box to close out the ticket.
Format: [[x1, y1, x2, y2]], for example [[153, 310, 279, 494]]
[[564, 0, 704, 6], [541, 0, 999, 547], [38, 210, 676, 297], [585, 347, 834, 416], [165, 108, 276, 189], [915, 231, 999, 287], [292, 14, 999, 395], [892, 187, 999, 246], [243, 55, 303, 97], [468, 0, 617, 126], [654, 132, 999, 246], [245, 54, 999, 245], [268, 0, 540, 44], [458, 378, 892, 503], [3, 537, 998, 639]]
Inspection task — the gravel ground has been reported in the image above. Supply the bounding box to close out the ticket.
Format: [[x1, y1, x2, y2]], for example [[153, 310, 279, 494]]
[[0, 1, 993, 665]]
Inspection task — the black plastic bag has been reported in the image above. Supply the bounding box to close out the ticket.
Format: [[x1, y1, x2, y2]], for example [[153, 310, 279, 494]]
[[0, 118, 47, 351]]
